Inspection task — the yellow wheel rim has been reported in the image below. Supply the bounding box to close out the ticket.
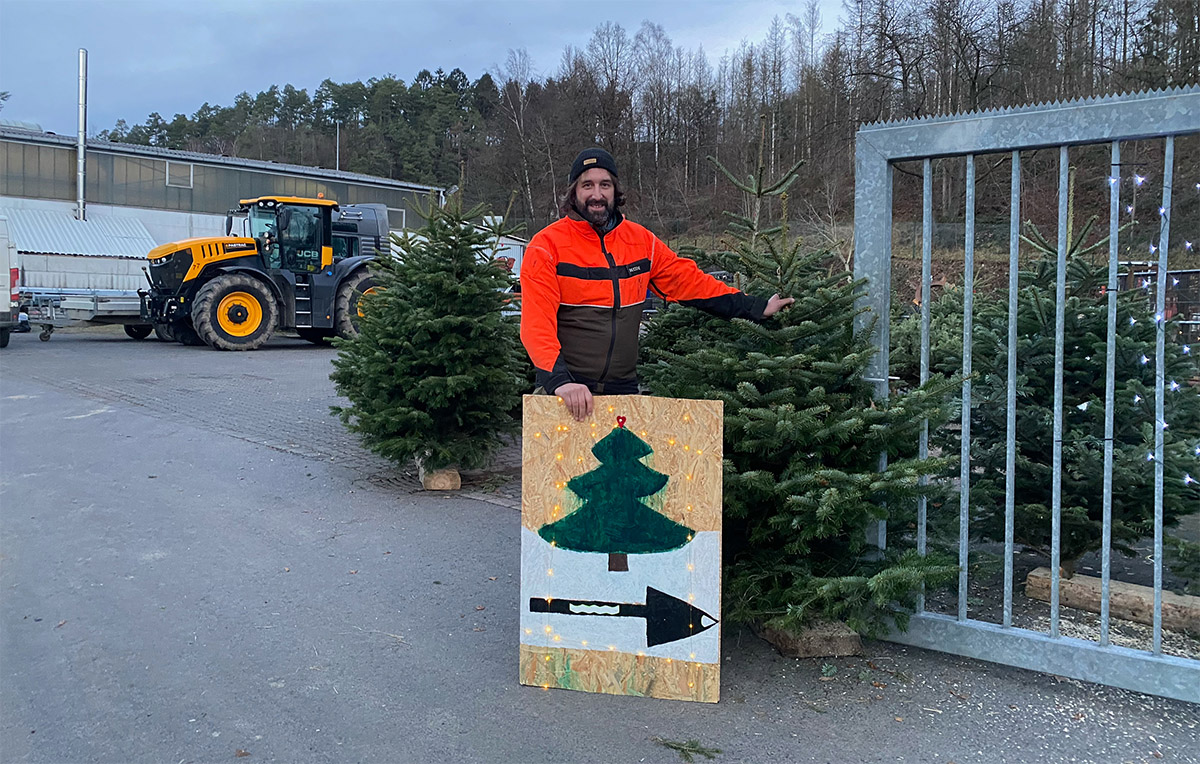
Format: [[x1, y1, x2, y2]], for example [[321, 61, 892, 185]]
[[217, 291, 263, 337], [357, 286, 379, 318]]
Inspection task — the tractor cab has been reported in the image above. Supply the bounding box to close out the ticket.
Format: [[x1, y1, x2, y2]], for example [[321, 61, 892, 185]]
[[235, 196, 338, 274]]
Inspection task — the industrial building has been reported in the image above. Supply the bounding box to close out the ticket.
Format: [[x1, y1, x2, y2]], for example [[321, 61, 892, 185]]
[[0, 124, 446, 291]]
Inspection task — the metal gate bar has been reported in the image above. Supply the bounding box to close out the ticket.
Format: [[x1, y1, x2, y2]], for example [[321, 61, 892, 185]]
[[1154, 135, 1174, 655], [853, 86, 1200, 703], [959, 154, 975, 623], [1004, 150, 1020, 629], [1101, 140, 1119, 648], [1051, 146, 1068, 639]]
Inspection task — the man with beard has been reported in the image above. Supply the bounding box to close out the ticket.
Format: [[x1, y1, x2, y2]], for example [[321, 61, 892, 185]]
[[521, 147, 793, 421]]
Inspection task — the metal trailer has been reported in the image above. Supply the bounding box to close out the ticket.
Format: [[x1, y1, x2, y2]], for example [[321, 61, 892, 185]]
[[23, 287, 151, 341]]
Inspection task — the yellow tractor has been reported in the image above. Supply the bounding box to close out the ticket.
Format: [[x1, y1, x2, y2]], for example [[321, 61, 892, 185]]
[[140, 196, 386, 350]]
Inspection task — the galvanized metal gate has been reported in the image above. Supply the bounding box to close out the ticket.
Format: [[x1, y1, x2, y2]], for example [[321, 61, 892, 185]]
[[853, 85, 1200, 703]]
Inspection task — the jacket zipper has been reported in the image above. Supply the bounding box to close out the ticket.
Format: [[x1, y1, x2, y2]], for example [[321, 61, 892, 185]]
[[597, 231, 620, 384]]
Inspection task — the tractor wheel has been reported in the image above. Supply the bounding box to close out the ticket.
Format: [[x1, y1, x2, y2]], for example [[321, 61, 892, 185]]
[[124, 324, 153, 340], [334, 269, 378, 339], [297, 328, 336, 345], [153, 323, 175, 342], [192, 273, 278, 351], [174, 320, 207, 346]]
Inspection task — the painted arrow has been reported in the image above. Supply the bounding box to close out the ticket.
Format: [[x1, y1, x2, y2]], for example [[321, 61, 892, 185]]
[[529, 587, 718, 647]]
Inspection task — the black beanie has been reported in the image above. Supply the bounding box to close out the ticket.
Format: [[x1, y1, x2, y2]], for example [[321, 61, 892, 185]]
[[568, 147, 618, 185]]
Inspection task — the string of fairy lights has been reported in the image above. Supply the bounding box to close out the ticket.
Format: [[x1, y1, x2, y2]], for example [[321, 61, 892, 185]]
[[1108, 169, 1200, 486]]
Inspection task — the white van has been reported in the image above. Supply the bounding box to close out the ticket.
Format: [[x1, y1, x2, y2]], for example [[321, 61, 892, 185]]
[[0, 217, 19, 348]]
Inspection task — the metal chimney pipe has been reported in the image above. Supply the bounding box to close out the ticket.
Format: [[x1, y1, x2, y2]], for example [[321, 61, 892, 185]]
[[76, 48, 87, 221]]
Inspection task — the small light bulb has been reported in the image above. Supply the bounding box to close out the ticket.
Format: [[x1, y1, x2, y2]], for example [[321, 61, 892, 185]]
[[1127, 205, 1135, 214], [1130, 317, 1138, 325], [1149, 244, 1157, 254], [1184, 474, 1195, 485], [1173, 278, 1180, 286], [1076, 401, 1089, 411], [1183, 345, 1191, 354], [1186, 241, 1194, 250], [1170, 381, 1181, 391], [1147, 452, 1155, 461], [1158, 206, 1166, 215], [1141, 355, 1150, 364], [1108, 177, 1118, 185], [1134, 394, 1143, 403], [1135, 175, 1145, 186]]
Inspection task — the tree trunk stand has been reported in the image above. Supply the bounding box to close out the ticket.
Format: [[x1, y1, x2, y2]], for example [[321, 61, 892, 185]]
[[754, 620, 864, 658]]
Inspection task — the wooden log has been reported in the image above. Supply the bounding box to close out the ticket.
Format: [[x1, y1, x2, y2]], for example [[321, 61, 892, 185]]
[[1024, 567, 1200, 634], [419, 464, 461, 491], [754, 620, 864, 658]]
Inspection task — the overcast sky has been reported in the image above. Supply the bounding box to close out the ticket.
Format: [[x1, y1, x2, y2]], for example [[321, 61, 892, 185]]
[[1, 0, 843, 136]]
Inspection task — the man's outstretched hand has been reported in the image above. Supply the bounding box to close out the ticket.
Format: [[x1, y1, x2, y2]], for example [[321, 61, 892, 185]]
[[763, 293, 795, 317], [554, 382, 594, 422]]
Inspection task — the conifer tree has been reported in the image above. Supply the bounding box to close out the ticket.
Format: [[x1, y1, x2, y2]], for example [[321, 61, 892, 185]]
[[891, 223, 1200, 575], [639, 132, 958, 637], [330, 199, 525, 473]]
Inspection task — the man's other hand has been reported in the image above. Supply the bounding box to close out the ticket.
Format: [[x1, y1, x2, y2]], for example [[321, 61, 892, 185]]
[[554, 383, 594, 422], [763, 293, 795, 317]]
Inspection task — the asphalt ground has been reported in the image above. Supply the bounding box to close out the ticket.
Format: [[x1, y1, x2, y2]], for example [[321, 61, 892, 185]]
[[0, 326, 1197, 764]]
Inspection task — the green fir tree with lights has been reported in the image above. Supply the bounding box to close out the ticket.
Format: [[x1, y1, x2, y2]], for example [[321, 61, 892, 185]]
[[639, 130, 959, 638], [891, 239, 1200, 581], [330, 198, 525, 473]]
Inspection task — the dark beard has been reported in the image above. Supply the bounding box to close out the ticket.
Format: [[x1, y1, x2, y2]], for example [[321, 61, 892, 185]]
[[576, 198, 613, 227]]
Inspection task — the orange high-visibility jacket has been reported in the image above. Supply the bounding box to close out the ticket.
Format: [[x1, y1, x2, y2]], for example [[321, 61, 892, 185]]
[[520, 214, 766, 394]]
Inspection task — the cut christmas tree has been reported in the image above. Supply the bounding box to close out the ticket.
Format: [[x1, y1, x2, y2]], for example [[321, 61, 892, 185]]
[[330, 198, 526, 477], [640, 134, 958, 638]]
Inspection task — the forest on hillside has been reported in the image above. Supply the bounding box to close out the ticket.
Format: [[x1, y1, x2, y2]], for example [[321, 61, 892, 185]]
[[95, 0, 1199, 252]]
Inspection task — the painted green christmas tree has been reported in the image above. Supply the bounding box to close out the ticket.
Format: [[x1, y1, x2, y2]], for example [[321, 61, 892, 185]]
[[539, 418, 694, 572]]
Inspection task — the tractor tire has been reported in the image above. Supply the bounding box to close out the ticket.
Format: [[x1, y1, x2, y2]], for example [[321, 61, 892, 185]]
[[192, 273, 278, 351], [153, 323, 175, 342], [296, 328, 335, 345], [124, 324, 153, 340], [174, 320, 207, 346], [334, 269, 378, 340]]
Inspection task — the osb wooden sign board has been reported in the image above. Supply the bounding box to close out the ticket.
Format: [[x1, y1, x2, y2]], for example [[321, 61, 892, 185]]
[[519, 394, 723, 703]]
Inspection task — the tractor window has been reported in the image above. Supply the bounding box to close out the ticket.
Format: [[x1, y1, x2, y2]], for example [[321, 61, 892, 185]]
[[332, 235, 359, 262], [247, 207, 276, 238], [247, 207, 280, 268], [279, 205, 322, 273]]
